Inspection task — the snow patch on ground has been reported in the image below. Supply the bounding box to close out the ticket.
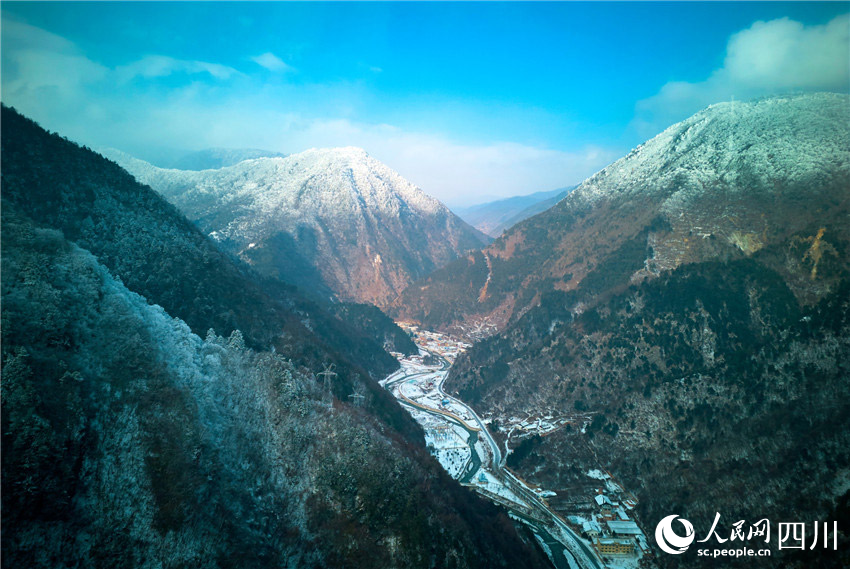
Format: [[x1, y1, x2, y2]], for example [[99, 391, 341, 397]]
[[533, 534, 552, 560], [472, 470, 527, 505]]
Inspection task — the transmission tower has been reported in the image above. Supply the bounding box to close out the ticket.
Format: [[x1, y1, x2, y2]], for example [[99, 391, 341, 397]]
[[318, 363, 337, 408]]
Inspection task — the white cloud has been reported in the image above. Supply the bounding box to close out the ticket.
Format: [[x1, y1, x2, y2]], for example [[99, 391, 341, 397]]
[[1, 18, 77, 53], [285, 118, 617, 206], [86, 105, 615, 206], [116, 55, 240, 82], [1, 18, 619, 207], [1, 19, 108, 99], [215, 115, 614, 206], [368, 134, 617, 207], [5, 50, 108, 97], [303, 120, 613, 206], [634, 14, 850, 137], [724, 16, 849, 90], [251, 52, 293, 73]]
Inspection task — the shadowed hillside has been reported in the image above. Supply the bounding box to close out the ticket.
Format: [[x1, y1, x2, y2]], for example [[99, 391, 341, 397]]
[[1, 107, 551, 569]]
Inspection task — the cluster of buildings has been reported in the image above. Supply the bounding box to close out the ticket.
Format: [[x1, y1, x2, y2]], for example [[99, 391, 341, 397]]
[[396, 322, 471, 362], [569, 491, 649, 560], [491, 412, 574, 437]]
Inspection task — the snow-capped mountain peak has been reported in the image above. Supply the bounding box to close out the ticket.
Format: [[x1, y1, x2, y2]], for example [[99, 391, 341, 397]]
[[103, 145, 488, 306]]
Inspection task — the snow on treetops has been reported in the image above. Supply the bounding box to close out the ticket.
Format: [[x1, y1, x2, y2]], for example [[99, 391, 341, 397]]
[[105, 145, 448, 234], [565, 93, 850, 210]]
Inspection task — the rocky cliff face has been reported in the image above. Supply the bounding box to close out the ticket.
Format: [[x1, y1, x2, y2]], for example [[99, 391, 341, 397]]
[[104, 147, 489, 306], [395, 94, 850, 337]]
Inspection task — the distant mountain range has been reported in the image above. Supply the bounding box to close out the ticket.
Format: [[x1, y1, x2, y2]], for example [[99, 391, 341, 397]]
[[454, 187, 574, 237], [103, 147, 490, 306], [394, 93, 850, 567]]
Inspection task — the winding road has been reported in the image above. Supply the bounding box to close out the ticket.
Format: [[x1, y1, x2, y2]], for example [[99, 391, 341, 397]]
[[383, 347, 604, 569]]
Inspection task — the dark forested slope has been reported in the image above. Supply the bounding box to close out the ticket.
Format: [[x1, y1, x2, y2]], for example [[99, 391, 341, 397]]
[[1, 107, 396, 376], [1, 107, 549, 569], [0, 105, 426, 437], [1, 208, 547, 569]]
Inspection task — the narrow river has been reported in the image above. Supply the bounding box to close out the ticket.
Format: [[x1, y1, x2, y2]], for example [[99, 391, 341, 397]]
[[381, 335, 605, 569]]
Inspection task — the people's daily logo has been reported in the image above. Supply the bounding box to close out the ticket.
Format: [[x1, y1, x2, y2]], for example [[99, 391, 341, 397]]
[[654, 513, 838, 559], [655, 515, 695, 555]]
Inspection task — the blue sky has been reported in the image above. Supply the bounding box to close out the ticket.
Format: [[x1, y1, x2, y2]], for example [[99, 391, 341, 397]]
[[2, 2, 848, 206]]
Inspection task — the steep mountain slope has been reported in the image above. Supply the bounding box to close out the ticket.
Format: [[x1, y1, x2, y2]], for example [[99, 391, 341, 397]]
[[449, 232, 850, 568], [0, 106, 402, 385], [492, 187, 572, 236], [326, 302, 418, 355], [104, 147, 490, 306], [454, 187, 572, 237], [1, 207, 548, 569], [395, 93, 850, 337], [1, 107, 550, 568], [399, 94, 850, 567]]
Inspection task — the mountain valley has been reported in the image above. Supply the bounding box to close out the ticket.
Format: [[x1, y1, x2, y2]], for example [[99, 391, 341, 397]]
[[396, 93, 850, 567], [3, 90, 848, 569], [4, 4, 849, 568]]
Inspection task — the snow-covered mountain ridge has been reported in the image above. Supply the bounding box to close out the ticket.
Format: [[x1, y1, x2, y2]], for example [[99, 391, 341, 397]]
[[571, 93, 848, 210], [554, 92, 850, 276], [103, 145, 489, 306], [166, 147, 287, 170], [395, 93, 850, 334]]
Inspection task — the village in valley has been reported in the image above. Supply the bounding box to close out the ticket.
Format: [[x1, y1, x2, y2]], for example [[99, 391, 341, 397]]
[[387, 323, 651, 569]]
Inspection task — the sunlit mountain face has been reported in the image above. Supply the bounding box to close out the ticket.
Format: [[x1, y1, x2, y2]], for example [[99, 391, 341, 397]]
[[103, 146, 489, 307]]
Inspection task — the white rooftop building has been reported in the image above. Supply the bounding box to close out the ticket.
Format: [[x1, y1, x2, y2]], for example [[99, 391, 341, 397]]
[[606, 520, 642, 536]]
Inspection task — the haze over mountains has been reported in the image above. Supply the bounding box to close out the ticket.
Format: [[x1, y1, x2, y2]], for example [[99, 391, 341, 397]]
[[103, 147, 489, 306], [454, 187, 574, 237], [396, 93, 850, 567]]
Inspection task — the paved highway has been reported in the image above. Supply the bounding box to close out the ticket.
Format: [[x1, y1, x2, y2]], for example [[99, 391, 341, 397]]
[[384, 349, 604, 569]]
